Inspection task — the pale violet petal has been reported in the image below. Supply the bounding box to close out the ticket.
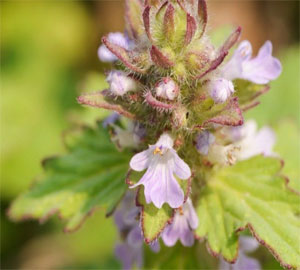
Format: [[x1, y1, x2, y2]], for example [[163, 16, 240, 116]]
[[172, 150, 192, 180], [185, 199, 199, 230], [150, 241, 160, 253], [150, 164, 184, 208], [242, 41, 282, 84], [162, 224, 179, 247], [179, 227, 195, 247], [98, 45, 118, 62], [240, 236, 260, 253], [156, 133, 174, 149], [130, 149, 150, 171], [127, 226, 143, 248]]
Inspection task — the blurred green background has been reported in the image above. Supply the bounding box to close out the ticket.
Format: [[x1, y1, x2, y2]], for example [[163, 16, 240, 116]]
[[1, 0, 299, 269]]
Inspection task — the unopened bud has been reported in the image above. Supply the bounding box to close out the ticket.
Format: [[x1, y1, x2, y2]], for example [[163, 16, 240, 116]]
[[107, 71, 138, 96], [208, 78, 234, 103], [155, 78, 179, 100]]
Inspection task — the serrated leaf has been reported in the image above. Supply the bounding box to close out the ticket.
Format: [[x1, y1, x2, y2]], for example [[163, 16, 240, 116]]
[[195, 156, 300, 269], [137, 187, 174, 244], [8, 122, 131, 232], [136, 177, 192, 244], [274, 120, 300, 193]]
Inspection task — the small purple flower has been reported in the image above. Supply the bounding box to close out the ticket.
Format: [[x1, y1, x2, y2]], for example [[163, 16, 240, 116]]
[[111, 121, 145, 149], [107, 70, 138, 96], [98, 32, 132, 62], [102, 112, 120, 128], [114, 192, 159, 270], [219, 236, 261, 270], [208, 78, 235, 103], [130, 133, 191, 208], [155, 78, 179, 100], [232, 120, 276, 160], [222, 40, 282, 84], [196, 130, 215, 155], [162, 198, 198, 247]]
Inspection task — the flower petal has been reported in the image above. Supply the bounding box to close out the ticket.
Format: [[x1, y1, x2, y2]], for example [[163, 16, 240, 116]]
[[130, 149, 150, 171], [150, 164, 184, 208], [162, 224, 179, 247], [179, 227, 195, 247], [172, 150, 191, 180], [242, 41, 282, 84], [185, 199, 199, 230], [239, 236, 260, 253], [127, 225, 143, 248]]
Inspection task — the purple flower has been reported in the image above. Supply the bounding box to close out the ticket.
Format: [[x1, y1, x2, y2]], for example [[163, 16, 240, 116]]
[[107, 70, 138, 96], [130, 133, 191, 208], [196, 130, 215, 155], [114, 192, 159, 270], [222, 40, 282, 84], [155, 78, 179, 100], [102, 113, 120, 128], [162, 198, 198, 247], [219, 236, 261, 270], [98, 32, 132, 62], [111, 121, 145, 149], [231, 120, 276, 160], [208, 78, 235, 103]]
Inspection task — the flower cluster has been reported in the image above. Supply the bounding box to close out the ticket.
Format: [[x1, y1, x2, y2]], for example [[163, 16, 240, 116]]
[[78, 0, 282, 268]]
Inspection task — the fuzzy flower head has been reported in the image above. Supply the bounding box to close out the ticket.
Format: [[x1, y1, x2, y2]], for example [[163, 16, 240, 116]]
[[130, 133, 191, 208], [222, 40, 282, 84], [162, 198, 199, 247], [107, 70, 138, 96]]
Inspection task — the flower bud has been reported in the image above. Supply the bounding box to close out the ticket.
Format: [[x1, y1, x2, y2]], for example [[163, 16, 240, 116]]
[[98, 32, 132, 62], [196, 131, 215, 155], [208, 78, 234, 103], [107, 71, 138, 96], [155, 78, 179, 100]]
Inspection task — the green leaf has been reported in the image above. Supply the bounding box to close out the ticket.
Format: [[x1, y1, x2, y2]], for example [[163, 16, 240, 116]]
[[8, 122, 131, 232], [274, 120, 300, 193], [144, 241, 218, 269], [137, 187, 174, 244], [195, 156, 300, 269], [234, 79, 270, 111], [136, 177, 192, 244]]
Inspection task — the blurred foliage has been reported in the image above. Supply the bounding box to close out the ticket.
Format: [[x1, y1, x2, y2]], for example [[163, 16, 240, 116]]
[[1, 1, 299, 269]]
